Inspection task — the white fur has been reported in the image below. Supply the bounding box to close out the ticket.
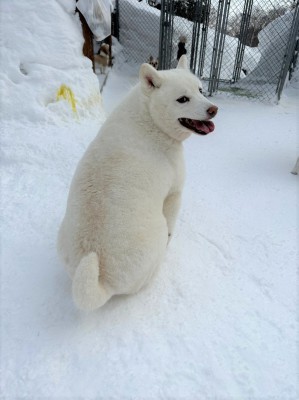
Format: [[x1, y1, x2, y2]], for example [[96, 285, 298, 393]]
[[57, 56, 217, 310]]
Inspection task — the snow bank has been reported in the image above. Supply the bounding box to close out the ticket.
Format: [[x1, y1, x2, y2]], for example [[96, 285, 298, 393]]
[[0, 0, 104, 123], [244, 10, 295, 84]]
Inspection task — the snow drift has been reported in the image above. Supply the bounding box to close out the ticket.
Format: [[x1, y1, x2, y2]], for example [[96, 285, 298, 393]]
[[0, 0, 104, 123]]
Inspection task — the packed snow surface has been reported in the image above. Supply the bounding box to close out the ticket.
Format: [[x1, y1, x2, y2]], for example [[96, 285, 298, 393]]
[[1, 0, 298, 399]]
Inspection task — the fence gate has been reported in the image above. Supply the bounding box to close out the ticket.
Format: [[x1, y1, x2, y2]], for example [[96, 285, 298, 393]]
[[117, 0, 298, 101], [157, 0, 299, 100]]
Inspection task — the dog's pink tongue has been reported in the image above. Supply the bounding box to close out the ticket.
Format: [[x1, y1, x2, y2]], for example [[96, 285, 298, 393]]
[[195, 120, 215, 133]]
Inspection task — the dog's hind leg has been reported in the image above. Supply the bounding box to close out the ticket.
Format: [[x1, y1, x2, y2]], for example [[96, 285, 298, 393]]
[[72, 252, 112, 311]]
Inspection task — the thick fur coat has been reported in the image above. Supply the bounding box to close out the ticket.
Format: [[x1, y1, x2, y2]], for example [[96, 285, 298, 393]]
[[57, 56, 218, 310]]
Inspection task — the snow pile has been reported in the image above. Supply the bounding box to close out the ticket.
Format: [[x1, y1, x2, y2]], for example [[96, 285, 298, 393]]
[[0, 0, 104, 123], [245, 10, 295, 84]]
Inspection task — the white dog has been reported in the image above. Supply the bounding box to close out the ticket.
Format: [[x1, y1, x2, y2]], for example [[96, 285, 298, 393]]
[[57, 56, 218, 311]]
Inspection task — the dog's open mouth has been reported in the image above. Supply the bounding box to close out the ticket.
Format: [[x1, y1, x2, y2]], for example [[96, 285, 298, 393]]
[[178, 118, 215, 135]]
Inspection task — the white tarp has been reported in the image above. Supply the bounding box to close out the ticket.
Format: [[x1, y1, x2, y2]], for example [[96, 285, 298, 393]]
[[77, 0, 114, 41]]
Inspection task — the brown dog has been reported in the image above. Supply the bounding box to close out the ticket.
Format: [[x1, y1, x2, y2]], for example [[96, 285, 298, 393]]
[[94, 43, 110, 74]]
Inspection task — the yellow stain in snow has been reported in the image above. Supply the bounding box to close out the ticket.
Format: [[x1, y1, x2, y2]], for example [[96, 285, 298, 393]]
[[56, 84, 77, 115]]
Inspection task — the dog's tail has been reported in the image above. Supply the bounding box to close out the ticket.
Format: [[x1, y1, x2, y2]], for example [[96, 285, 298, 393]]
[[72, 252, 111, 311]]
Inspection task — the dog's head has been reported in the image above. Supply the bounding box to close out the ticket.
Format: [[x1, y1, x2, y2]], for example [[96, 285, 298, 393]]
[[139, 55, 218, 141], [99, 43, 110, 56], [148, 56, 159, 70]]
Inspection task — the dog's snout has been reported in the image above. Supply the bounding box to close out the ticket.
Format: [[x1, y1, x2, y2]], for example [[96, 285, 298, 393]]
[[207, 105, 218, 118]]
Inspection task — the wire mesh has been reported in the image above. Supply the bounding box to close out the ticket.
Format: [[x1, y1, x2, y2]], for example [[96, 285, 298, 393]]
[[117, 0, 161, 68], [117, 0, 298, 100]]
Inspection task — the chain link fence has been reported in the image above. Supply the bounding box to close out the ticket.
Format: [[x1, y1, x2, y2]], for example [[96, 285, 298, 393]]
[[115, 0, 299, 101], [117, 0, 161, 66]]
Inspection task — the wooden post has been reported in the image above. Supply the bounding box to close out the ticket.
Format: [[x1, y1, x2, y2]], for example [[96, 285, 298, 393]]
[[76, 3, 95, 72]]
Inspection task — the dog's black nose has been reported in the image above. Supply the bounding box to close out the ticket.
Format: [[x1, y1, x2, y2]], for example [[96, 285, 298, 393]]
[[207, 106, 218, 118]]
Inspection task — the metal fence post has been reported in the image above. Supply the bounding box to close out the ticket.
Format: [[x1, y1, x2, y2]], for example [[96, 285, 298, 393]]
[[232, 0, 253, 82], [276, 1, 299, 100], [190, 0, 203, 73], [208, 0, 231, 95], [112, 0, 119, 41], [159, 0, 174, 70], [197, 0, 212, 77]]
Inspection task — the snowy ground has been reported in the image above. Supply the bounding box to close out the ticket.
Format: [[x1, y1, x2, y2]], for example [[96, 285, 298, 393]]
[[1, 61, 298, 398], [1, 0, 298, 398]]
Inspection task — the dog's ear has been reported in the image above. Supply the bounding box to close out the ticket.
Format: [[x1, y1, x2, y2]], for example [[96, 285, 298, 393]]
[[140, 63, 162, 95], [177, 55, 188, 70]]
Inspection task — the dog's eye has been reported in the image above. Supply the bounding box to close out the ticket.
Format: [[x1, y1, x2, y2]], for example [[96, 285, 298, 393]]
[[199, 88, 203, 94], [177, 96, 190, 103]]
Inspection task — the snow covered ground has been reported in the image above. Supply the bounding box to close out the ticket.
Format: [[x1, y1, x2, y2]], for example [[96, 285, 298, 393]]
[[1, 0, 298, 399]]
